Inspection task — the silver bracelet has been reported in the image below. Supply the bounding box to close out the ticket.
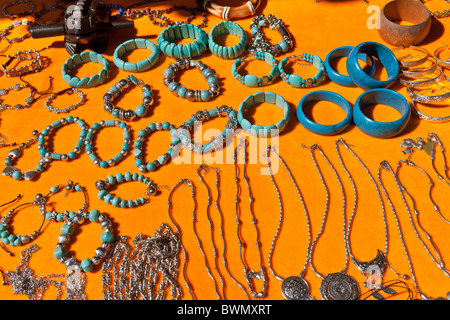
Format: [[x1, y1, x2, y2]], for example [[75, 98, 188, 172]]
[[406, 82, 450, 104], [392, 45, 429, 68], [44, 88, 85, 114], [411, 99, 450, 123], [434, 45, 450, 69], [400, 55, 438, 78], [398, 69, 443, 87]]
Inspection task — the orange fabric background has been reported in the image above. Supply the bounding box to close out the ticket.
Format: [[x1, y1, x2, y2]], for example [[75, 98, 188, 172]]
[[1, 0, 450, 301]]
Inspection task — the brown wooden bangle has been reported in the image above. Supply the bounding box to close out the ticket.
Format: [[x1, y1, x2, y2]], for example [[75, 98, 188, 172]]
[[204, 0, 260, 20], [378, 0, 431, 47]]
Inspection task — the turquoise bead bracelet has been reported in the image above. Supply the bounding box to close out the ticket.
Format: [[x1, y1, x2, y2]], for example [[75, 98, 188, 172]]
[[44, 181, 88, 223], [278, 54, 326, 88], [208, 20, 247, 59], [134, 122, 180, 173], [54, 209, 114, 273], [113, 38, 160, 72], [164, 59, 220, 102], [61, 51, 111, 88], [103, 75, 154, 121], [0, 181, 84, 247], [95, 172, 159, 208], [171, 105, 238, 154], [85, 120, 131, 168], [237, 92, 291, 137], [157, 23, 209, 59], [232, 51, 279, 87]]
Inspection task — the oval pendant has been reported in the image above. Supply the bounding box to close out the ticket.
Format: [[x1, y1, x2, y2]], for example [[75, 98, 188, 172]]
[[281, 276, 310, 300], [319, 272, 360, 300]]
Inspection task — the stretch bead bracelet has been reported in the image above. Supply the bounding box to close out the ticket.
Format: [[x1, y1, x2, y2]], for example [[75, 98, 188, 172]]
[[134, 122, 180, 172], [54, 210, 114, 273], [113, 38, 159, 72], [232, 51, 279, 87], [171, 106, 238, 154], [103, 75, 154, 121], [248, 14, 293, 56], [237, 92, 290, 137], [157, 24, 209, 59], [62, 51, 111, 88], [37, 115, 87, 163], [1, 0, 35, 18], [278, 54, 326, 88], [164, 59, 220, 102], [44, 88, 85, 114], [85, 120, 131, 168], [208, 21, 247, 59], [96, 172, 159, 208]]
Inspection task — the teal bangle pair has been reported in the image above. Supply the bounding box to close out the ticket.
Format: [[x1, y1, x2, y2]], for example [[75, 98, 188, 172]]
[[208, 20, 247, 59], [238, 92, 290, 137], [85, 120, 131, 168], [62, 51, 110, 88], [134, 122, 180, 172], [232, 51, 279, 87], [157, 23, 208, 59], [113, 38, 159, 72], [278, 54, 326, 88]]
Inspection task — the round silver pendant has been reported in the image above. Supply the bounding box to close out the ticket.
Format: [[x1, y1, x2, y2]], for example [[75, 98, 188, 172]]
[[320, 272, 360, 300], [281, 276, 310, 300]]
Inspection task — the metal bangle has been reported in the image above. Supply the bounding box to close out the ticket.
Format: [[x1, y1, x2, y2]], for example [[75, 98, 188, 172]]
[[411, 100, 450, 123], [398, 69, 443, 86], [434, 45, 450, 69], [400, 55, 438, 78], [407, 84, 450, 104], [392, 45, 429, 68]]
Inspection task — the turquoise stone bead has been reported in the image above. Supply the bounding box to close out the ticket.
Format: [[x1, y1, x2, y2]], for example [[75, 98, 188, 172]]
[[98, 189, 107, 200], [54, 247, 68, 259], [80, 258, 93, 272], [200, 90, 211, 101], [100, 161, 108, 168], [89, 209, 100, 222], [104, 193, 113, 204], [135, 105, 147, 117], [146, 162, 155, 171], [61, 224, 74, 235], [12, 171, 22, 180], [101, 232, 114, 243], [112, 197, 121, 207], [243, 75, 258, 87]]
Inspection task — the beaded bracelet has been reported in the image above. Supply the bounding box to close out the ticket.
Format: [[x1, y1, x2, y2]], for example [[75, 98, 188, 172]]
[[278, 54, 326, 88], [248, 14, 293, 56], [1, 0, 35, 18], [0, 83, 35, 111], [419, 0, 450, 18], [96, 172, 159, 208], [237, 92, 290, 137], [54, 209, 114, 273], [103, 75, 154, 121], [164, 59, 220, 102], [37, 115, 87, 165], [44, 88, 85, 114], [113, 38, 159, 72], [208, 21, 247, 59], [157, 23, 209, 59], [62, 51, 111, 88], [134, 122, 180, 172], [232, 51, 279, 87], [171, 105, 238, 154], [85, 120, 131, 168], [106, 4, 124, 20], [2, 131, 41, 180]]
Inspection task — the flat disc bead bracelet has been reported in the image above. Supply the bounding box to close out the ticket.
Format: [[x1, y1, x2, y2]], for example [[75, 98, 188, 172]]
[[157, 23, 209, 59], [103, 75, 154, 121], [84, 120, 131, 168], [62, 51, 111, 88], [232, 51, 279, 87], [134, 122, 181, 173], [96, 172, 159, 208], [164, 59, 220, 102]]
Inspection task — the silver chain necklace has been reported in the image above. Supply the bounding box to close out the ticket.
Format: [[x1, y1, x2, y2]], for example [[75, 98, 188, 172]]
[[264, 145, 313, 300], [197, 164, 250, 300], [377, 160, 429, 300], [304, 143, 360, 300], [233, 137, 267, 299], [335, 139, 404, 299]]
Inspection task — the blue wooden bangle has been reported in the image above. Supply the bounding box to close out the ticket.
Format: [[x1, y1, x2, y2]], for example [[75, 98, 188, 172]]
[[278, 54, 326, 88], [113, 38, 159, 72], [325, 46, 377, 87], [237, 92, 290, 137], [157, 23, 208, 59], [208, 20, 247, 59], [61, 51, 110, 88], [297, 91, 352, 136], [353, 88, 411, 138], [232, 52, 279, 87], [347, 42, 399, 90]]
